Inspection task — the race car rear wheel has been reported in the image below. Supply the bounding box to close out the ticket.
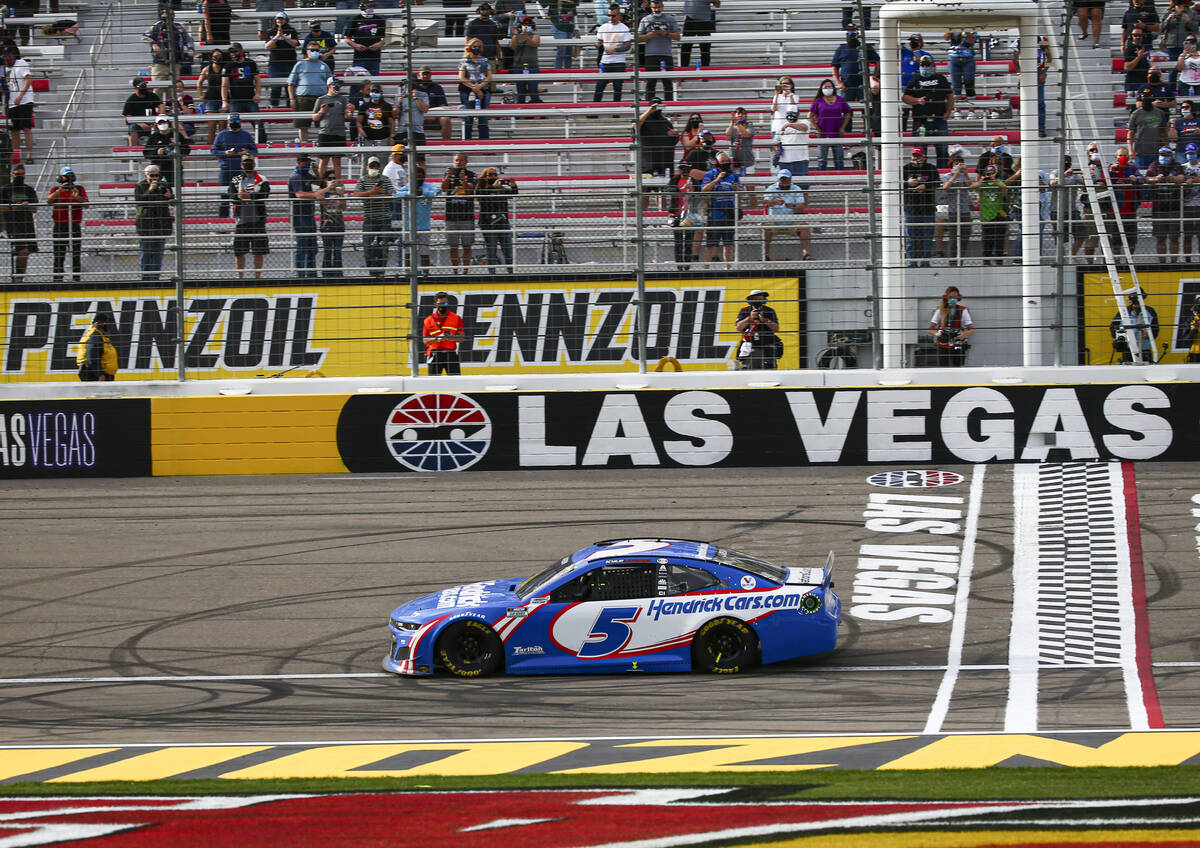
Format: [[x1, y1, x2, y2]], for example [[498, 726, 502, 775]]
[[435, 619, 504, 677], [692, 617, 758, 674]]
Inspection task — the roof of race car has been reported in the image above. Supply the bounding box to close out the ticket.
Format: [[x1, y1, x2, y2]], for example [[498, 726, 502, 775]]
[[574, 539, 721, 562]]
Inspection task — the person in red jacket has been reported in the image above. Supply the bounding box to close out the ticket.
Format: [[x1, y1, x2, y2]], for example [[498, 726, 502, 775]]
[[422, 291, 465, 376], [46, 165, 88, 282]]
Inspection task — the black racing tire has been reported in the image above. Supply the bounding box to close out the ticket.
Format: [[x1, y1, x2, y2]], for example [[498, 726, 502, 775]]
[[435, 619, 504, 678], [691, 617, 758, 674]]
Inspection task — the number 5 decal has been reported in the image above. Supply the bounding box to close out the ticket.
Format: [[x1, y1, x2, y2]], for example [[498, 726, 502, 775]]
[[578, 606, 641, 659]]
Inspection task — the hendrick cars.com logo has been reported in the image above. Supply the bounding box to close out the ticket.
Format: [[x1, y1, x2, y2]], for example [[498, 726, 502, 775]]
[[384, 393, 492, 472]]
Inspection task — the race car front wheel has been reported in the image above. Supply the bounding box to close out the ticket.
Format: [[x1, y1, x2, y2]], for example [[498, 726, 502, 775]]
[[435, 619, 504, 677], [692, 617, 758, 674]]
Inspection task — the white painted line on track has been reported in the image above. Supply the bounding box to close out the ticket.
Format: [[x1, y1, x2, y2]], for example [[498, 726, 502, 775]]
[[923, 464, 985, 735], [1006, 463, 1041, 732]]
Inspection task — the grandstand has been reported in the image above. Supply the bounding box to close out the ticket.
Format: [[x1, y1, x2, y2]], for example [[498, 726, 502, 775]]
[[0, 0, 1191, 378]]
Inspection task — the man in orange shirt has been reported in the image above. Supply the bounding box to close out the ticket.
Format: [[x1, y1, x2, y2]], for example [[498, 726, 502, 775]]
[[422, 291, 465, 375]]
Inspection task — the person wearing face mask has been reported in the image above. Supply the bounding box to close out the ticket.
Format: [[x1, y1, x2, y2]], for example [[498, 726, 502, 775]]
[[1162, 0, 1199, 94], [1110, 290, 1159, 363], [700, 152, 742, 266], [776, 110, 812, 178], [734, 290, 782, 370], [288, 152, 327, 279], [511, 17, 544, 102], [1129, 92, 1170, 169], [1180, 142, 1200, 259], [135, 164, 174, 282], [902, 55, 953, 168], [1145, 144, 1187, 257], [0, 164, 37, 284], [680, 113, 705, 156], [211, 114, 257, 218], [197, 51, 227, 145], [301, 21, 338, 73], [902, 146, 940, 266], [830, 25, 878, 104], [944, 29, 977, 97], [356, 83, 395, 151], [230, 155, 271, 279], [1122, 0, 1161, 52], [222, 43, 264, 142], [262, 12, 299, 108], [1142, 73, 1176, 111], [975, 135, 1014, 181], [476, 167, 518, 273], [927, 286, 974, 366], [354, 154, 395, 276], [343, 1, 387, 78], [1178, 40, 1200, 98], [459, 38, 494, 139], [900, 34, 932, 133], [1105, 145, 1145, 254], [637, 0, 680, 102], [288, 43, 334, 142], [808, 78, 851, 170], [423, 292, 466, 376], [312, 78, 352, 180]]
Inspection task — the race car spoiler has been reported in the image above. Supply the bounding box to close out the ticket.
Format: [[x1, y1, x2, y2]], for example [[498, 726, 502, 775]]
[[785, 551, 835, 590]]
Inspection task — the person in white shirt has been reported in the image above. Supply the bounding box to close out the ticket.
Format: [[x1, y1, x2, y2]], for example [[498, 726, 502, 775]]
[[383, 143, 409, 229], [4, 47, 35, 164], [776, 110, 812, 177], [593, 4, 632, 102]]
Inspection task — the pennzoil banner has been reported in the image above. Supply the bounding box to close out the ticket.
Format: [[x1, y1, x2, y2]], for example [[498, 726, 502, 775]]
[[1081, 269, 1200, 364], [0, 278, 800, 381]]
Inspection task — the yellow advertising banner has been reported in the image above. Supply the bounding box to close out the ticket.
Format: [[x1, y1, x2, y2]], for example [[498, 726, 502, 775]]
[[0, 277, 799, 381], [1081, 270, 1200, 365]]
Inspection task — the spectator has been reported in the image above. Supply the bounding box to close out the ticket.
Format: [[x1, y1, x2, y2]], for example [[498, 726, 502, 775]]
[[1129, 91, 1170, 168], [679, 112, 705, 156], [733, 289, 781, 369], [512, 16, 544, 102], [1050, 154, 1089, 262], [302, 20, 339, 73], [1076, 143, 1106, 262], [4, 47, 34, 165], [202, 0, 233, 45], [442, 151, 478, 272], [262, 12, 300, 108], [211, 114, 257, 217], [231, 155, 270, 279], [1145, 144, 1187, 257], [902, 54, 953, 168], [900, 33, 932, 132], [667, 160, 699, 268], [548, 0, 578, 70], [312, 78, 352, 180], [142, 115, 191, 178], [770, 76, 800, 165], [8, 0, 36, 46], [976, 135, 1014, 180], [476, 167, 518, 273], [496, 0, 526, 72], [700, 151, 740, 266], [945, 29, 977, 97], [344, 1, 388, 81], [356, 82, 395, 152], [414, 66, 453, 141], [776, 110, 812, 177], [831, 25, 877, 103], [143, 12, 193, 82], [902, 145, 939, 266], [1177, 35, 1200, 97], [423, 292, 466, 376], [0, 163, 37, 284], [638, 0, 680, 102], [393, 76, 431, 148], [1107, 146, 1144, 254], [396, 164, 441, 268], [970, 164, 1009, 265], [927, 286, 974, 366], [1122, 0, 1160, 52], [639, 98, 678, 185], [1076, 0, 1107, 48], [288, 44, 334, 143], [680, 0, 719, 69], [1162, 0, 1200, 93], [197, 51, 228, 145], [125, 78, 164, 147], [446, 0, 471, 39], [1010, 36, 1049, 137], [466, 3, 504, 66], [1110, 290, 1158, 362], [76, 312, 118, 382], [684, 129, 719, 180], [222, 43, 262, 127], [134, 164, 173, 282], [1123, 26, 1152, 99], [46, 166, 87, 283], [726, 106, 755, 176], [936, 150, 971, 262], [594, 4, 632, 102], [1143, 71, 1177, 110], [384, 144, 408, 200], [288, 152, 324, 278], [320, 172, 347, 276], [459, 38, 494, 140], [762, 168, 812, 261], [1182, 141, 1200, 259], [808, 78, 851, 170]]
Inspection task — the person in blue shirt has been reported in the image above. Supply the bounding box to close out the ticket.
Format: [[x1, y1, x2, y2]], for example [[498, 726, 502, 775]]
[[287, 152, 326, 278], [761, 169, 812, 261], [395, 165, 442, 268], [701, 152, 742, 265], [900, 33, 932, 132], [831, 25, 878, 103], [210, 114, 257, 218], [945, 29, 977, 98], [288, 47, 334, 142]]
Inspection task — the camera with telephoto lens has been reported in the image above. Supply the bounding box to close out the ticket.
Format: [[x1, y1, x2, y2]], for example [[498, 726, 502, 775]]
[[938, 329, 964, 349], [948, 30, 963, 45]]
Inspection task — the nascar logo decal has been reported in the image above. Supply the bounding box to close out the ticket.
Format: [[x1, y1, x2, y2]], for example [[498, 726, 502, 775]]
[[385, 393, 492, 472], [868, 470, 965, 488]]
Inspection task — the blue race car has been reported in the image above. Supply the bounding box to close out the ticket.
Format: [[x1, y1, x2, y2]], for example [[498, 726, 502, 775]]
[[383, 538, 840, 677]]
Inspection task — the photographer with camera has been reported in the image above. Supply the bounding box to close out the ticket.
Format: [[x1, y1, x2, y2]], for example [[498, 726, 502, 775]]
[[442, 151, 478, 272], [1111, 289, 1159, 363], [734, 289, 782, 370], [47, 165, 88, 283], [135, 164, 173, 282], [637, 0, 680, 102], [262, 12, 299, 108], [1186, 299, 1200, 362], [944, 29, 977, 98], [477, 167, 518, 273], [142, 116, 191, 179], [927, 286, 974, 367], [700, 152, 741, 266], [423, 292, 466, 376]]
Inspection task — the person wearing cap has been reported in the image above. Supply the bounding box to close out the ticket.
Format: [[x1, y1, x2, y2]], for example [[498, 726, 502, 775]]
[[969, 162, 1010, 265], [288, 153, 326, 278], [135, 164, 174, 282], [1129, 84, 1171, 169], [511, 16, 544, 102], [476, 167, 518, 273], [46, 166, 88, 283], [700, 152, 741, 266], [0, 163, 37, 284], [902, 54, 953, 169], [395, 164, 441, 268], [1110, 289, 1159, 363], [354, 154, 395, 276], [899, 34, 932, 133], [343, 1, 386, 78], [1181, 141, 1200, 259], [593, 4, 632, 103], [830, 25, 878, 104], [312, 77, 353, 180], [263, 11, 300, 109], [762, 169, 812, 262], [288, 42, 334, 142], [466, 4, 504, 66], [302, 21, 338, 73], [1162, 0, 1199, 93], [637, 0, 680, 102], [902, 145, 940, 266], [734, 290, 782, 370], [413, 66, 453, 140], [928, 286, 974, 367], [142, 115, 192, 177], [211, 113, 258, 218], [384, 143, 409, 229], [123, 77, 163, 147], [393, 73, 432, 148], [142, 12, 194, 82], [75, 311, 118, 383], [222, 43, 263, 131], [230, 155, 271, 279], [1145, 144, 1187, 258]]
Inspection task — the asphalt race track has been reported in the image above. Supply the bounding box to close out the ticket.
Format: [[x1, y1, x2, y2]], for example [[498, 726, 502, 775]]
[[2, 463, 1199, 775]]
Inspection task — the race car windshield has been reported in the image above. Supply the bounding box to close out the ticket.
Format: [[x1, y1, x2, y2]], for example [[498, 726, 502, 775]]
[[516, 559, 578, 599], [710, 548, 788, 584]]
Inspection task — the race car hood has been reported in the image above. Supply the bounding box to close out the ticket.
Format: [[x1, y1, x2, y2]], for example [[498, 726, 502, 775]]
[[389, 579, 519, 621]]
